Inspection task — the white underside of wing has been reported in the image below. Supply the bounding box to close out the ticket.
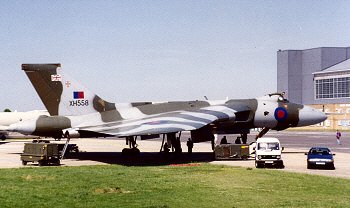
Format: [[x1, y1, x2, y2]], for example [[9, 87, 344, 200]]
[[76, 105, 240, 137], [113, 123, 197, 136]]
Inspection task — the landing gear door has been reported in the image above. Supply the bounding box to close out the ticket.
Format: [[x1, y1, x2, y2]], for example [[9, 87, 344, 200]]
[[191, 125, 214, 143]]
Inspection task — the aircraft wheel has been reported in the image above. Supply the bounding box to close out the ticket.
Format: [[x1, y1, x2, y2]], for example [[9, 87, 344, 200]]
[[133, 148, 140, 155], [122, 148, 140, 156], [0, 135, 6, 140]]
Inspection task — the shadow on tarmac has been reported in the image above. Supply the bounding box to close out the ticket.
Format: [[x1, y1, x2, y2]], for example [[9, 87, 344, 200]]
[[64, 151, 216, 166]]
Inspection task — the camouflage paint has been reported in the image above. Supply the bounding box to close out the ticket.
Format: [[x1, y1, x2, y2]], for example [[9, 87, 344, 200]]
[[22, 64, 62, 116], [135, 101, 210, 115], [33, 115, 71, 137], [93, 95, 122, 122]]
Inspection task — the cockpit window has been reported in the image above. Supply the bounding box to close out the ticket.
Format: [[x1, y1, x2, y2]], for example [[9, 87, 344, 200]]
[[269, 93, 289, 103], [277, 96, 289, 103], [278, 96, 284, 102]]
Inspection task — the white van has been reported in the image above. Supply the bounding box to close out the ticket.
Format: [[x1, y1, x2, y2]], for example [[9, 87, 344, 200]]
[[255, 137, 284, 168]]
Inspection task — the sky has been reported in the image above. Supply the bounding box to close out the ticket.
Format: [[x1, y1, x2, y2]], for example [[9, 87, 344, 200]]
[[1, 0, 350, 111]]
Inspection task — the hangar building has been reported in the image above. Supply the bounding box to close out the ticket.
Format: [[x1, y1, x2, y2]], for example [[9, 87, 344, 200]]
[[277, 47, 350, 130]]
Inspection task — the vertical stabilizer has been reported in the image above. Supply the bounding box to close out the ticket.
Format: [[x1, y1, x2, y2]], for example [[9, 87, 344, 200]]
[[22, 64, 117, 117]]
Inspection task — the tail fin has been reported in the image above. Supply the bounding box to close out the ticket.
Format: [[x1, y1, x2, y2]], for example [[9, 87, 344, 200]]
[[22, 64, 116, 117]]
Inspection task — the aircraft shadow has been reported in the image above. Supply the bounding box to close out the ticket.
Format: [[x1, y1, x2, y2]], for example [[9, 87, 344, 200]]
[[64, 151, 215, 167]]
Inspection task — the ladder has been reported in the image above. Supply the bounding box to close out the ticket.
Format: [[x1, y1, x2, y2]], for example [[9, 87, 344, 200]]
[[60, 137, 70, 160]]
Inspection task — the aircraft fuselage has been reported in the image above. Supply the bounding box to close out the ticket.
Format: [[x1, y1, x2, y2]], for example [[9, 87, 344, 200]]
[[7, 94, 326, 139]]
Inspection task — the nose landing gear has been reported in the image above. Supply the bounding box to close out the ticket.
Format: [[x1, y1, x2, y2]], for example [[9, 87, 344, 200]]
[[255, 127, 270, 140]]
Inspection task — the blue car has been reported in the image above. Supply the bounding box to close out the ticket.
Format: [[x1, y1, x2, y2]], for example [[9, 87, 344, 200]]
[[306, 147, 335, 170]]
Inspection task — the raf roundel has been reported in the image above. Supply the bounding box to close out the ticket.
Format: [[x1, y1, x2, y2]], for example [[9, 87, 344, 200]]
[[274, 107, 288, 121]]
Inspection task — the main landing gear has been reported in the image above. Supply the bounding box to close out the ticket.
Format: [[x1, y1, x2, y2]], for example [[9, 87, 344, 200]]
[[122, 136, 140, 156], [159, 132, 183, 155]]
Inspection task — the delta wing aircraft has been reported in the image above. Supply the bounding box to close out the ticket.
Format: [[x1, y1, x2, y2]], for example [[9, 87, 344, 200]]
[[0, 110, 49, 139], [5, 64, 326, 151]]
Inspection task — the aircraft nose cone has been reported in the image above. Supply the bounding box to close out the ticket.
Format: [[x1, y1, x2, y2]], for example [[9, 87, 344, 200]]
[[297, 106, 327, 127]]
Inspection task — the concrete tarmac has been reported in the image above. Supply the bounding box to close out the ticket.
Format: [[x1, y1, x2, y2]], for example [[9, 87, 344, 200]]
[[0, 131, 349, 179]]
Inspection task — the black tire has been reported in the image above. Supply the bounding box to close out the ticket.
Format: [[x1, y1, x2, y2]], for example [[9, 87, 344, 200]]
[[22, 161, 27, 166], [0, 135, 6, 141], [307, 162, 312, 169], [278, 162, 285, 169], [255, 162, 262, 168], [122, 148, 140, 156], [38, 161, 46, 166], [133, 148, 140, 155]]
